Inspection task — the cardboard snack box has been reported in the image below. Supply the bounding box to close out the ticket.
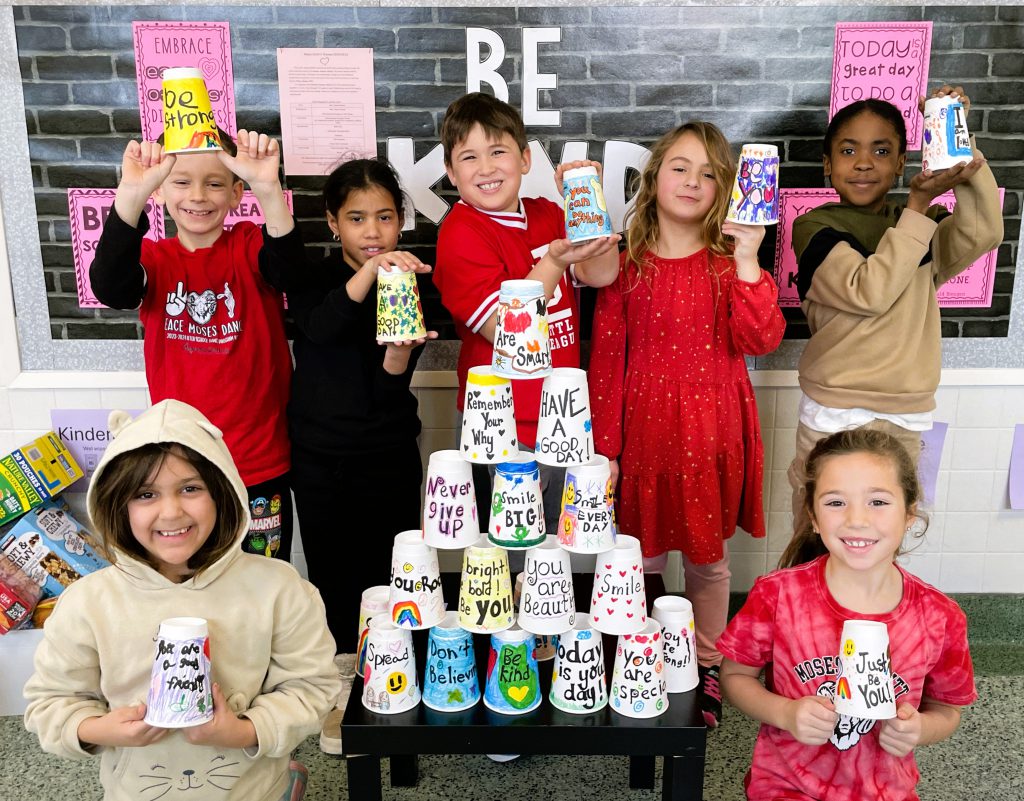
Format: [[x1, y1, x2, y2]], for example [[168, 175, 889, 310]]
[[0, 432, 83, 525], [0, 498, 109, 601]]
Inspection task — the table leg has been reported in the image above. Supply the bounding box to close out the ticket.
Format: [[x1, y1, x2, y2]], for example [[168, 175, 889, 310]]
[[346, 755, 383, 801], [662, 754, 705, 801], [629, 755, 656, 789], [390, 754, 419, 787]]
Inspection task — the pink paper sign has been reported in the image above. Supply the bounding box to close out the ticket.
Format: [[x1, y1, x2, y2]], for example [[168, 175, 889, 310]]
[[223, 190, 294, 231], [831, 22, 932, 150], [772, 187, 1002, 310], [133, 21, 236, 142], [68, 188, 165, 309], [932, 188, 1004, 307]]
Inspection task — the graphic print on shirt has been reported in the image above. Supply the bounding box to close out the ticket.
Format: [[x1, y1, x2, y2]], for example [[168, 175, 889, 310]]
[[135, 752, 238, 799], [792, 653, 910, 752], [530, 242, 577, 351], [162, 280, 242, 345], [244, 493, 282, 557]]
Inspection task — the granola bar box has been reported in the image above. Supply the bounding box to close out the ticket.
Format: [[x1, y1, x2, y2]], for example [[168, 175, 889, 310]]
[[0, 432, 83, 525]]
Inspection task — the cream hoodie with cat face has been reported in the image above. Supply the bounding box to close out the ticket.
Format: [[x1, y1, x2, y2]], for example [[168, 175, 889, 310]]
[[24, 400, 340, 801]]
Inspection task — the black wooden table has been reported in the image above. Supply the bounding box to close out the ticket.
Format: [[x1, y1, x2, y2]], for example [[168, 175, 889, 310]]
[[340, 573, 706, 800]]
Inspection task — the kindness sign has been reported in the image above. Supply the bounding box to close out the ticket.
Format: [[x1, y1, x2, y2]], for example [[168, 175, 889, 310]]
[[831, 22, 932, 150]]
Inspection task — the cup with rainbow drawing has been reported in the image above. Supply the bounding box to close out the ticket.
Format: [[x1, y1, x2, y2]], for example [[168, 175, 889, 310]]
[[389, 530, 444, 630], [834, 620, 896, 719]]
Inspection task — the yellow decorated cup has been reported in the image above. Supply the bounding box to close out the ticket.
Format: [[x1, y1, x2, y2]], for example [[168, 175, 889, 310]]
[[162, 67, 221, 153]]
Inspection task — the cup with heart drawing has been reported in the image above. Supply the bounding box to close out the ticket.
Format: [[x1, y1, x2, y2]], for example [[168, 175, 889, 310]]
[[460, 366, 517, 464], [589, 534, 647, 635], [483, 624, 542, 715], [610, 617, 668, 719], [361, 615, 420, 715]]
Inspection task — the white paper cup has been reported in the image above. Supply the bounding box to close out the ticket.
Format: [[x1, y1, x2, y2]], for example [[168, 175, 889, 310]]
[[922, 95, 972, 172], [489, 451, 546, 549], [491, 280, 552, 378], [535, 368, 595, 467], [589, 535, 646, 635], [362, 615, 420, 714], [389, 530, 445, 629], [461, 366, 518, 464], [144, 617, 214, 728], [651, 596, 699, 693], [517, 535, 576, 635], [835, 620, 896, 720], [563, 166, 614, 243], [356, 585, 391, 677], [726, 143, 779, 225], [458, 536, 515, 633], [376, 265, 427, 341], [550, 613, 608, 714], [423, 450, 479, 549], [610, 618, 668, 718], [483, 624, 542, 714], [558, 456, 616, 554], [423, 611, 480, 712]]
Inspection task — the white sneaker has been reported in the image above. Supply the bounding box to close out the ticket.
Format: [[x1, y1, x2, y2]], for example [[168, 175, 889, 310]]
[[486, 754, 521, 762]]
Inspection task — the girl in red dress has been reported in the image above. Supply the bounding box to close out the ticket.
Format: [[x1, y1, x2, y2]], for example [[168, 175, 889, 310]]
[[589, 122, 785, 726]]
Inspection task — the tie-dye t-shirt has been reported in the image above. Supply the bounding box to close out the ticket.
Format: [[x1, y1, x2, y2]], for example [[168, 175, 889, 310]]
[[717, 556, 976, 801]]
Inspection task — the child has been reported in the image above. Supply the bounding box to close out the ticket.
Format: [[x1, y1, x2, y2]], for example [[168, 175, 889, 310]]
[[589, 122, 785, 727], [286, 159, 434, 753], [787, 87, 1003, 536], [90, 129, 300, 561], [24, 399, 340, 801], [719, 429, 976, 801], [433, 92, 620, 531]]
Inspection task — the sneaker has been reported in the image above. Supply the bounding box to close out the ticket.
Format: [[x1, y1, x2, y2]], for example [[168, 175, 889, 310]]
[[319, 707, 343, 755], [698, 664, 722, 729], [486, 754, 521, 762]]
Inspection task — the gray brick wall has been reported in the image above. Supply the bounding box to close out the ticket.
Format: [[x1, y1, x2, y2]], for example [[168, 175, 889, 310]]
[[15, 5, 1022, 341]]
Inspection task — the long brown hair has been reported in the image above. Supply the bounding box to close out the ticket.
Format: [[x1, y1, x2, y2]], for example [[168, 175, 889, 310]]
[[779, 429, 925, 569], [91, 443, 244, 578], [623, 121, 736, 288]]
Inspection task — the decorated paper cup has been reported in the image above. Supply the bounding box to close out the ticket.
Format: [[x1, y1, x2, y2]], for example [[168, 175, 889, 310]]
[[651, 596, 699, 693], [513, 573, 558, 661], [726, 144, 779, 225], [550, 614, 607, 714], [517, 535, 575, 635], [144, 617, 214, 728], [589, 534, 646, 635], [423, 611, 480, 712], [458, 537, 515, 633], [356, 585, 391, 677], [488, 451, 546, 549], [461, 366, 517, 464], [535, 368, 595, 467], [563, 166, 613, 243], [558, 456, 616, 554], [610, 618, 668, 719], [491, 280, 552, 378], [423, 450, 479, 549], [922, 95, 972, 172], [376, 265, 427, 342], [835, 620, 896, 720], [483, 624, 542, 715], [161, 68, 221, 154], [362, 616, 420, 714], [389, 530, 444, 629]]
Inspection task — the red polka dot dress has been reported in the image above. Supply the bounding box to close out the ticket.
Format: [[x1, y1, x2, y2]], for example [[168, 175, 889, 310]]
[[590, 249, 785, 564]]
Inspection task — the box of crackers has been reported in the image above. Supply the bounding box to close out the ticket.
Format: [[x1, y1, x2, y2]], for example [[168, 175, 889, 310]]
[[0, 432, 83, 526]]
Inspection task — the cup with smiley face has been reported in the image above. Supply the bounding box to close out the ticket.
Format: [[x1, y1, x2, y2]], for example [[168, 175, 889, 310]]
[[362, 615, 420, 714]]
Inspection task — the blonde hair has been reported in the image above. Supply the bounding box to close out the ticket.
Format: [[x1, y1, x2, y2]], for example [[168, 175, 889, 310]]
[[778, 429, 926, 569], [623, 121, 736, 288]]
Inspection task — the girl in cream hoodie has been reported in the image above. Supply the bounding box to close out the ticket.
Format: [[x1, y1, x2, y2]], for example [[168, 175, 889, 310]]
[[25, 400, 340, 801]]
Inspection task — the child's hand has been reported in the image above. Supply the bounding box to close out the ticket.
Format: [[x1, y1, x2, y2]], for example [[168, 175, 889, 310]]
[[182, 682, 258, 750], [920, 85, 971, 119], [77, 703, 168, 748], [548, 234, 621, 269], [218, 130, 282, 191], [878, 702, 923, 757], [608, 458, 620, 490], [722, 222, 766, 281], [120, 140, 176, 199], [382, 332, 438, 374], [554, 159, 605, 193], [783, 695, 838, 745], [366, 251, 432, 275], [380, 330, 438, 349], [906, 157, 987, 212]]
